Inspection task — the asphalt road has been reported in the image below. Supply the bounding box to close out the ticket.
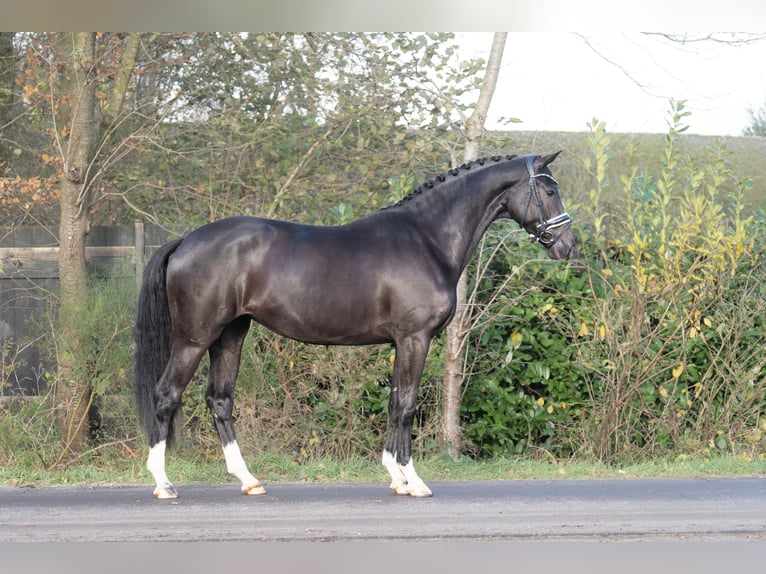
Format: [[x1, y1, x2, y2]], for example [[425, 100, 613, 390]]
[[2, 477, 765, 542]]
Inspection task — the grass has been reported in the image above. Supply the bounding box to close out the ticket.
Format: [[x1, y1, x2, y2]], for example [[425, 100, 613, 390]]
[[2, 450, 765, 488]]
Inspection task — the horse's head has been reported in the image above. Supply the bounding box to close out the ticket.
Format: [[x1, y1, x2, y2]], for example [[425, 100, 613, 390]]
[[507, 152, 576, 260]]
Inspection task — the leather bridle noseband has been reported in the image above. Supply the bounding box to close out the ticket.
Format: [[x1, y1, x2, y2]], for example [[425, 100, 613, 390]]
[[523, 155, 571, 247]]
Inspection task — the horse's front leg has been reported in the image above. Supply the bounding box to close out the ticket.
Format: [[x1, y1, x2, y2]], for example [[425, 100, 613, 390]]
[[382, 333, 433, 497], [207, 318, 266, 496]]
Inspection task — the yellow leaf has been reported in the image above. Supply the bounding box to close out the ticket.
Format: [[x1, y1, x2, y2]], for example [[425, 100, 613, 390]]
[[598, 324, 607, 341], [672, 363, 685, 379], [659, 386, 668, 398], [536, 397, 545, 407], [703, 316, 713, 328], [510, 331, 523, 349], [578, 322, 590, 337]]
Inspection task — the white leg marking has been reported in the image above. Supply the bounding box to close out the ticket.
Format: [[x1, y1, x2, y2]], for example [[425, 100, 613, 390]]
[[223, 441, 266, 495], [382, 450, 432, 497], [147, 440, 178, 499], [400, 459, 432, 497], [382, 449, 409, 494]]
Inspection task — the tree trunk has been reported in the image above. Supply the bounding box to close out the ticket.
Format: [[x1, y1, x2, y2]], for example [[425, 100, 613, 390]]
[[54, 32, 99, 453], [442, 32, 507, 460], [51, 33, 144, 456]]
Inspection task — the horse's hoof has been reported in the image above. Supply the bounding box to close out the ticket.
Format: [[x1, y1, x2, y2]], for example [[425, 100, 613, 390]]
[[242, 482, 267, 496], [154, 483, 179, 499], [389, 480, 410, 495], [407, 485, 433, 498], [390, 478, 432, 497]]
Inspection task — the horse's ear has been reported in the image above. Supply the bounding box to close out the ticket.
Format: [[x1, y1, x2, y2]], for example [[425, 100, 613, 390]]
[[536, 150, 562, 169]]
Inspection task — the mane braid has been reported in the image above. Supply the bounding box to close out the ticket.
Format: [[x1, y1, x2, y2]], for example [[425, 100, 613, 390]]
[[385, 154, 518, 210]]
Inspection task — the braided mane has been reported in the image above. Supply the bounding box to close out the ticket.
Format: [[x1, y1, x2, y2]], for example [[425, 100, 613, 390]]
[[388, 154, 519, 209]]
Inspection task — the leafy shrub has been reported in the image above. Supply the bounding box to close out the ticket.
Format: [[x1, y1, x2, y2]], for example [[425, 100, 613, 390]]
[[565, 103, 765, 463], [461, 239, 591, 458], [461, 102, 765, 463]]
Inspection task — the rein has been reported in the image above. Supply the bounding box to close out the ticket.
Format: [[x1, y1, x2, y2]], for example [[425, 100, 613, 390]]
[[523, 155, 571, 247]]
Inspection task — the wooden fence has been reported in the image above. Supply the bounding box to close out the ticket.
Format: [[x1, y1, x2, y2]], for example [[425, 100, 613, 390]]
[[0, 222, 171, 396]]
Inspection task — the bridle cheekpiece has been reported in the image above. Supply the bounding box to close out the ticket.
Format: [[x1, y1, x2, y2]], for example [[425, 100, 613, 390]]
[[523, 155, 571, 247]]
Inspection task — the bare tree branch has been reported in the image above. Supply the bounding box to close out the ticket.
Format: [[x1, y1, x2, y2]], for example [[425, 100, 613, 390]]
[[643, 33, 766, 46]]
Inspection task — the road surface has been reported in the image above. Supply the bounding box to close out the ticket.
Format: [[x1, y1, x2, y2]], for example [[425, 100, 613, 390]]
[[2, 477, 765, 542]]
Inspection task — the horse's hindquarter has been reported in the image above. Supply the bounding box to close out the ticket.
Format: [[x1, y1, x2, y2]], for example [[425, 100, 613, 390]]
[[167, 216, 456, 346]]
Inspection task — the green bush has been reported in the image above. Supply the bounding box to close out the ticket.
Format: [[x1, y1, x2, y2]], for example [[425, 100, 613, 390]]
[[460, 102, 765, 463], [461, 239, 592, 458]]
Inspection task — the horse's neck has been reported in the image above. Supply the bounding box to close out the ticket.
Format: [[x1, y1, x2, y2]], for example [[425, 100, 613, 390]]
[[408, 172, 507, 279]]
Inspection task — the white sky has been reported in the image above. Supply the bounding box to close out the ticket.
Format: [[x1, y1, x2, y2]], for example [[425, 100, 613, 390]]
[[458, 33, 766, 136]]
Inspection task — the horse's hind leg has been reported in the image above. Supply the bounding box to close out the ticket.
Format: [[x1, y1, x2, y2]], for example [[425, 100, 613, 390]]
[[206, 316, 265, 496], [148, 343, 207, 499]]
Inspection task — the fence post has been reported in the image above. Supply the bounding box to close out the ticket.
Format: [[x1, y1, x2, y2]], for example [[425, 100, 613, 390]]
[[134, 220, 144, 288]]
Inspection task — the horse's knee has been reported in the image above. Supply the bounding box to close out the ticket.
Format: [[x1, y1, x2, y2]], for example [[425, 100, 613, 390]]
[[388, 386, 417, 419]]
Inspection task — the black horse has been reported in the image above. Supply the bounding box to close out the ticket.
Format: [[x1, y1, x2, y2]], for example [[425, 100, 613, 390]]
[[134, 152, 575, 499]]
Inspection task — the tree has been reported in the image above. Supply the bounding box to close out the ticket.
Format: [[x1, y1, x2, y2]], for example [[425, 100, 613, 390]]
[[743, 103, 766, 136], [50, 32, 142, 452], [124, 33, 481, 226], [52, 32, 101, 451], [442, 33, 507, 459]]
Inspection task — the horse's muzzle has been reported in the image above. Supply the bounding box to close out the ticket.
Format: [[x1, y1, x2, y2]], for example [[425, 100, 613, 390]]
[[547, 234, 577, 261]]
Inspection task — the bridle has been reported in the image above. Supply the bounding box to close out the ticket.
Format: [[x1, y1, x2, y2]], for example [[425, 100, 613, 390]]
[[522, 155, 571, 247]]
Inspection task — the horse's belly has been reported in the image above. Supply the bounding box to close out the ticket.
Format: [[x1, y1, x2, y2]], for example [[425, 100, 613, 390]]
[[246, 289, 390, 345], [254, 307, 391, 346]]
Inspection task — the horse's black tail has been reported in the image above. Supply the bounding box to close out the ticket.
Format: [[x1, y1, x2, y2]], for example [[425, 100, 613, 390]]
[[134, 237, 184, 445]]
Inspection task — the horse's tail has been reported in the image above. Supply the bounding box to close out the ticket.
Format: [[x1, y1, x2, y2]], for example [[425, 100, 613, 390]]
[[134, 237, 184, 445]]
